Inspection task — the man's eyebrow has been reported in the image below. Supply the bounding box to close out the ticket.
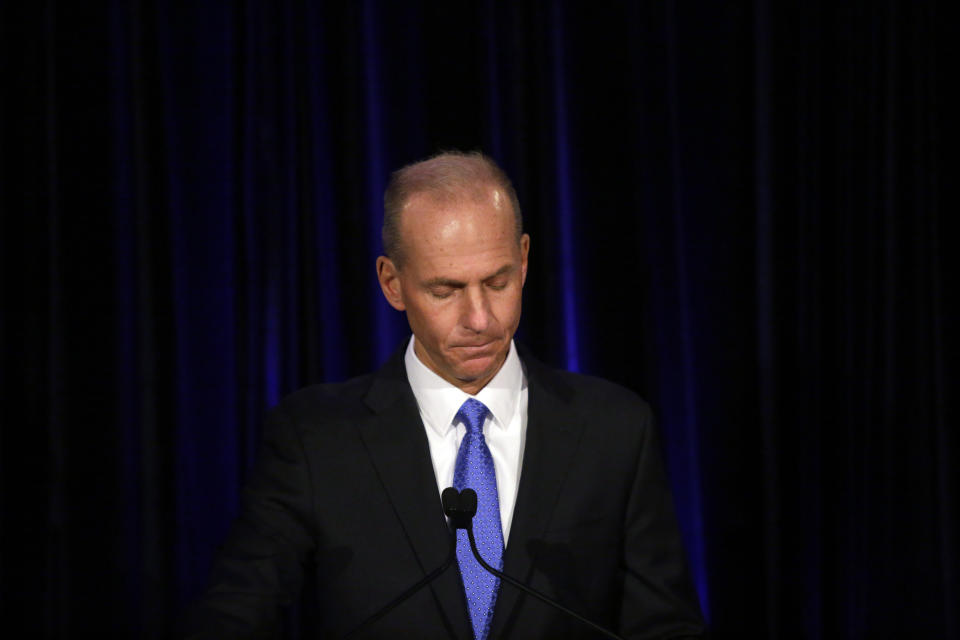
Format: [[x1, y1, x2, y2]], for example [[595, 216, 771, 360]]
[[423, 277, 466, 288], [485, 264, 515, 280], [422, 264, 515, 288]]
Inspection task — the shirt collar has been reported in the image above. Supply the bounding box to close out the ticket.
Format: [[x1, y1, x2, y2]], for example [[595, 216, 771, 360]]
[[404, 336, 523, 437]]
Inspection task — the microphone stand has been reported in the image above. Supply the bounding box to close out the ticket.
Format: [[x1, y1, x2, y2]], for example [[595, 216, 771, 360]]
[[461, 490, 626, 640], [342, 489, 462, 639], [343, 537, 455, 638]]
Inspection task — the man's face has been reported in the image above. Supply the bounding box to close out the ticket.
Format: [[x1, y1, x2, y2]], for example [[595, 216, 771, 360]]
[[377, 189, 529, 395]]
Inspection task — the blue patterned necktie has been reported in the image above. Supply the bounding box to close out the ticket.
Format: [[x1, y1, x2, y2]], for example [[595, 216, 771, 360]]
[[453, 398, 504, 640]]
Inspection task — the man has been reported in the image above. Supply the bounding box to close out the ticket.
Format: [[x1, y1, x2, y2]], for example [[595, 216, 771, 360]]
[[186, 152, 704, 638]]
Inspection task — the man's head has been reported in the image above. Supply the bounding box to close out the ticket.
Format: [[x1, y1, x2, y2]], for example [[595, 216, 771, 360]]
[[377, 151, 530, 395]]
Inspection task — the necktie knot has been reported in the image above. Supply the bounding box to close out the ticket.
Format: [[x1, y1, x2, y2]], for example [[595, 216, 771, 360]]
[[457, 398, 489, 435]]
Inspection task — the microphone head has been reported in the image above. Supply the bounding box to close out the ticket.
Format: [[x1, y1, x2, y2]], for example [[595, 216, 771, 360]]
[[441, 487, 478, 530], [460, 489, 478, 517], [441, 487, 461, 518]]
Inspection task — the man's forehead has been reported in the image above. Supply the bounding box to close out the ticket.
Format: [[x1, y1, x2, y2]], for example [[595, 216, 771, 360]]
[[399, 192, 509, 241], [402, 183, 508, 214]]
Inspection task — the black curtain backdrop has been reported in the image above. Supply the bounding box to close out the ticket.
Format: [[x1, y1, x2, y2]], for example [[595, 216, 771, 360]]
[[1, 1, 954, 638]]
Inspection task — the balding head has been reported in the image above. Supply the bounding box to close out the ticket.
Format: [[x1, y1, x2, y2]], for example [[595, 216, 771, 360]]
[[382, 151, 523, 269], [376, 151, 530, 394]]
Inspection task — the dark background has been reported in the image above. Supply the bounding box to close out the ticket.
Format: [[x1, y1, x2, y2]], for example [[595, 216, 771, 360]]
[[1, 1, 954, 638]]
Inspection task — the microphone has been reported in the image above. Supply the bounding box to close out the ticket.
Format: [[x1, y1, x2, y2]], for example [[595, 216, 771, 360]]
[[342, 488, 460, 638], [444, 485, 476, 530], [457, 488, 626, 640]]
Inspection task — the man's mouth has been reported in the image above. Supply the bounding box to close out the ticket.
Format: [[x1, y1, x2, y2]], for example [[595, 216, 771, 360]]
[[453, 341, 495, 353]]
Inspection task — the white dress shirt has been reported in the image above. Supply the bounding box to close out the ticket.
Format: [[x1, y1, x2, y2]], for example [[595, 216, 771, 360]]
[[404, 336, 528, 544]]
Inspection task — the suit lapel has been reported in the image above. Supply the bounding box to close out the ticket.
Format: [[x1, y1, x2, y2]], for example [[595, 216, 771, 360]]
[[489, 353, 585, 638], [359, 345, 473, 639]]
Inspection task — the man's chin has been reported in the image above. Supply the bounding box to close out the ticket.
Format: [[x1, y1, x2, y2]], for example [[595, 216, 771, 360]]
[[452, 351, 506, 385], [454, 365, 492, 383]]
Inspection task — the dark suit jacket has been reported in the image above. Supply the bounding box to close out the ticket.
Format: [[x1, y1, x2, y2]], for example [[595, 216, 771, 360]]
[[185, 343, 704, 638]]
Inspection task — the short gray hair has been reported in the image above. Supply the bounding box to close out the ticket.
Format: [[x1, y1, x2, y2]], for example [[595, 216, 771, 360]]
[[382, 151, 523, 268]]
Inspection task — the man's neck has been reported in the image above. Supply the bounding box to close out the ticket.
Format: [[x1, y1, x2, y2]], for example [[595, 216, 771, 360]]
[[412, 340, 507, 396]]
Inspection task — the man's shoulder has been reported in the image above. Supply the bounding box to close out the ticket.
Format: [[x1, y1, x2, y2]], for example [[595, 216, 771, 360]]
[[267, 372, 377, 423], [521, 351, 653, 420], [523, 359, 657, 456], [557, 368, 650, 406]]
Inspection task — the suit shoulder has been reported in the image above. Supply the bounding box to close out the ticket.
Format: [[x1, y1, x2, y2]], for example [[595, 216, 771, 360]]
[[538, 365, 653, 419], [267, 372, 375, 423], [532, 366, 657, 458]]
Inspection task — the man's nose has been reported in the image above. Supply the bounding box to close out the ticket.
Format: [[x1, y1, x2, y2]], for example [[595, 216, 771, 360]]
[[460, 287, 491, 333]]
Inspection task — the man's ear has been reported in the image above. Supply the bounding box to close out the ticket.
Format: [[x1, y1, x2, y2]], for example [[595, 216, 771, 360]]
[[519, 233, 530, 286], [377, 256, 406, 311]]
